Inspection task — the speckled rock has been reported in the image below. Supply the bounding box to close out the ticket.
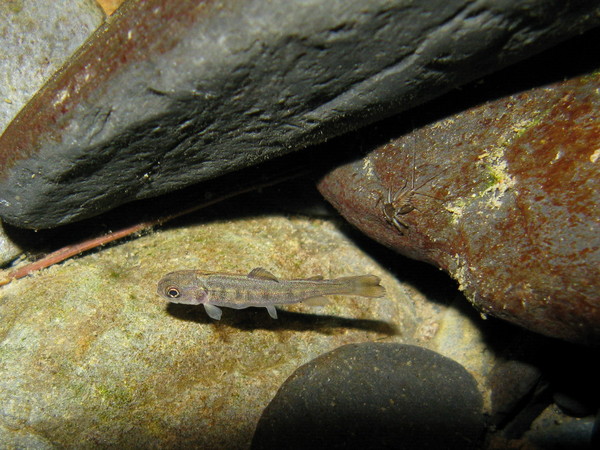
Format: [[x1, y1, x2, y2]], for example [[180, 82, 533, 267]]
[[0, 197, 421, 448], [317, 67, 600, 345], [0, 0, 104, 133], [525, 408, 597, 449], [489, 359, 550, 438], [2, 0, 600, 228], [252, 343, 484, 449], [0, 220, 23, 266]]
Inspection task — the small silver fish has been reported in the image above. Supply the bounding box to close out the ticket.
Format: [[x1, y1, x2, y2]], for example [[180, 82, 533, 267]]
[[157, 267, 386, 320]]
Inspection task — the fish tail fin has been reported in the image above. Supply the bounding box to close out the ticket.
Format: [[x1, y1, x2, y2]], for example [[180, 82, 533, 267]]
[[335, 275, 386, 298]]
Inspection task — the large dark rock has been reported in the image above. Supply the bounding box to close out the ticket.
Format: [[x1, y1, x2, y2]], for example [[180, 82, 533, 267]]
[[1, 0, 600, 228], [252, 343, 484, 449]]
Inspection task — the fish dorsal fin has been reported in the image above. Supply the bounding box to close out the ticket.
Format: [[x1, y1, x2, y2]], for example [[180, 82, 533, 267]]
[[304, 275, 324, 281], [303, 296, 330, 307], [248, 267, 279, 281]]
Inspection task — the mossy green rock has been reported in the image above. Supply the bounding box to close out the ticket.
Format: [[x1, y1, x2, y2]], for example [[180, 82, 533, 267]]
[[0, 211, 419, 447]]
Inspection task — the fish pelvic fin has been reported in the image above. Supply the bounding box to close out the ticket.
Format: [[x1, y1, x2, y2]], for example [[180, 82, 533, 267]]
[[336, 275, 386, 298], [204, 304, 223, 320], [266, 305, 278, 319]]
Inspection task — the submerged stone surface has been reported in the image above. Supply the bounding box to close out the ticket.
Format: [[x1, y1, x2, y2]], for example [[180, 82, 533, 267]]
[[252, 343, 484, 449], [318, 69, 600, 344], [2, 176, 596, 447], [2, 0, 600, 228], [0, 198, 421, 447]]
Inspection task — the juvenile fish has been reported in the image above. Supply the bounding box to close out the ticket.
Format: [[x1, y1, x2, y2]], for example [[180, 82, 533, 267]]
[[157, 267, 386, 320]]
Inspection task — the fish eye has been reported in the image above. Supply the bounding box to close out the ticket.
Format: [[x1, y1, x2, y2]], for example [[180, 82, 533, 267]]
[[166, 286, 181, 298]]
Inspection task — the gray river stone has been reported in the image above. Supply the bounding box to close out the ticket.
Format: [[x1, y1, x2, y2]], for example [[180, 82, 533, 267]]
[[1, 0, 600, 228], [0, 0, 104, 133], [252, 342, 484, 449], [0, 222, 22, 266]]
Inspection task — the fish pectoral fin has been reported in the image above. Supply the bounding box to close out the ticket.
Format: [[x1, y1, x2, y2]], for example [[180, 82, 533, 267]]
[[248, 267, 279, 282], [303, 296, 330, 307], [204, 304, 223, 320], [266, 305, 278, 319]]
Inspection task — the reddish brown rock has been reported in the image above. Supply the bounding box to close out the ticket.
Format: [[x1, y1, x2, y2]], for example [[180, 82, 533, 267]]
[[318, 72, 600, 345]]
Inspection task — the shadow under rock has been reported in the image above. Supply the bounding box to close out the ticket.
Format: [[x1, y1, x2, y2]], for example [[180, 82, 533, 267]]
[[329, 217, 460, 308], [166, 303, 399, 336]]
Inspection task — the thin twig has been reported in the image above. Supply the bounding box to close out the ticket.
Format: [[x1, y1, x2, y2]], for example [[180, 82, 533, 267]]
[[0, 169, 309, 287]]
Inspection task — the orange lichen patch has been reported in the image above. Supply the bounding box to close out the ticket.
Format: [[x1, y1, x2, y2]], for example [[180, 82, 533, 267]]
[[96, 0, 126, 15]]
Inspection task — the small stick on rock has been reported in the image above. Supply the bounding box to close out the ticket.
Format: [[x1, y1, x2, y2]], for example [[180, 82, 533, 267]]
[[0, 170, 308, 287]]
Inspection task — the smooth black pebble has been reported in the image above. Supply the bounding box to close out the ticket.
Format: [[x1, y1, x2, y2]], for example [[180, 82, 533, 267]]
[[252, 343, 484, 449]]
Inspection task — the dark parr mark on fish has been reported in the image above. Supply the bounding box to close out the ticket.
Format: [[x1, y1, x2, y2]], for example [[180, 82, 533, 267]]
[[157, 267, 386, 320]]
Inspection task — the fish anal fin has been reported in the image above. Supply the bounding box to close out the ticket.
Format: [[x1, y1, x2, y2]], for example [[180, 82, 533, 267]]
[[248, 267, 279, 281], [303, 296, 330, 307], [204, 304, 223, 320], [266, 305, 278, 319]]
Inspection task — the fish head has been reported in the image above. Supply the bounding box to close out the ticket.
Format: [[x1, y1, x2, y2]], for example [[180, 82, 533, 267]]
[[157, 270, 208, 305]]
